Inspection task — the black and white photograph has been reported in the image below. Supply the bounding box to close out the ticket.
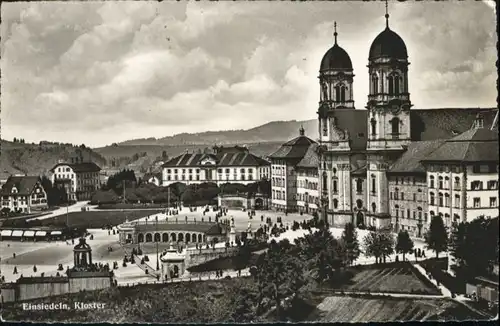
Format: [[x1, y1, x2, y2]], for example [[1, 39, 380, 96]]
[[0, 0, 498, 323]]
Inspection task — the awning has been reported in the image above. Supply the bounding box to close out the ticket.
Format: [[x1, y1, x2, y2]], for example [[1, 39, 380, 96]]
[[0, 230, 12, 236], [35, 231, 47, 236], [50, 231, 62, 236], [23, 230, 35, 237], [11, 230, 24, 237]]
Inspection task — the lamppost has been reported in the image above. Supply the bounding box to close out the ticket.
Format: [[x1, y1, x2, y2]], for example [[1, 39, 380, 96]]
[[156, 215, 159, 271]]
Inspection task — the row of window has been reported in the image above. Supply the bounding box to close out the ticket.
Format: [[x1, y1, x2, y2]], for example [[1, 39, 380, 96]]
[[272, 166, 286, 176], [272, 190, 286, 200], [272, 178, 286, 188], [296, 193, 318, 204], [393, 206, 425, 220], [166, 174, 254, 182], [166, 168, 256, 174], [297, 180, 318, 190], [371, 73, 404, 96], [391, 189, 424, 202], [394, 177, 424, 185], [427, 164, 498, 174]]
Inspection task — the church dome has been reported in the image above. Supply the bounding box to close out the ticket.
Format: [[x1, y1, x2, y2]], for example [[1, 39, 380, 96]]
[[320, 44, 353, 71], [369, 27, 408, 61]]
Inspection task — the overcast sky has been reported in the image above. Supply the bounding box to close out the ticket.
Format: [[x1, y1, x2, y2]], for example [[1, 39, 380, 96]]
[[1, 1, 497, 148]]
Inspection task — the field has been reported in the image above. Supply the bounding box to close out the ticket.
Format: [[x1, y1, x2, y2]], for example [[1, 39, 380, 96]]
[[342, 262, 441, 295], [308, 294, 485, 322], [38, 209, 163, 228]]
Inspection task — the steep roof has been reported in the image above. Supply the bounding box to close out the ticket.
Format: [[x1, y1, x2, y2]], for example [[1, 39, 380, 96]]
[[410, 108, 497, 141], [50, 162, 101, 173], [269, 134, 316, 161], [1, 176, 42, 196], [389, 140, 445, 173], [296, 143, 319, 168], [144, 172, 162, 181], [421, 127, 499, 163], [162, 150, 269, 168]]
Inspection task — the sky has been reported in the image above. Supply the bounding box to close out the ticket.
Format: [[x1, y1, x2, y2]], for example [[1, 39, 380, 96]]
[[1, 1, 497, 148]]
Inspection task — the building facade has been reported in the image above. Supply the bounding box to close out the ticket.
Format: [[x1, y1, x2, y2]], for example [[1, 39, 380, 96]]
[[270, 9, 499, 232], [0, 176, 48, 214], [50, 161, 101, 201], [162, 146, 270, 187]]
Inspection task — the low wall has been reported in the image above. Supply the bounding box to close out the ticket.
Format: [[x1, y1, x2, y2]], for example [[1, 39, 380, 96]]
[[0, 274, 113, 303], [18, 281, 69, 302], [185, 247, 239, 269]]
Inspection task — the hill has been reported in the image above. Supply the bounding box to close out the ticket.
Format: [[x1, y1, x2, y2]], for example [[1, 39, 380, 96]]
[[115, 119, 318, 146], [0, 140, 107, 180]]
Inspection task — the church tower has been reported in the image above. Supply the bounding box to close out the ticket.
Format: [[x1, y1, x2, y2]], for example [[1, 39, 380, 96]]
[[365, 1, 412, 223], [317, 23, 354, 225]]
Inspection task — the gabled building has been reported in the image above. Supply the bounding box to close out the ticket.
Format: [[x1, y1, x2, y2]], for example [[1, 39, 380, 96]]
[[161, 146, 270, 187], [1, 176, 48, 213]]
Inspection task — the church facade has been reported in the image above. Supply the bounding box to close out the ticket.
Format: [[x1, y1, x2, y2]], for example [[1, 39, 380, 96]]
[[270, 10, 498, 235]]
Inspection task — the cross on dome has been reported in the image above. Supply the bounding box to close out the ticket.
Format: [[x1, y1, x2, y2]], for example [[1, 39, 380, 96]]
[[385, 0, 390, 28], [334, 21, 338, 44]]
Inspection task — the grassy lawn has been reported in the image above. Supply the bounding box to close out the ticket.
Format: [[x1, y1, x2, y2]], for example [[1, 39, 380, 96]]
[[419, 258, 467, 294], [39, 210, 162, 229], [339, 262, 441, 295], [307, 294, 485, 322]]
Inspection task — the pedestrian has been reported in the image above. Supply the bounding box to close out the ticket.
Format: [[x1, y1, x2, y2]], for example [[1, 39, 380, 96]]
[[13, 253, 16, 259], [13, 266, 17, 274]]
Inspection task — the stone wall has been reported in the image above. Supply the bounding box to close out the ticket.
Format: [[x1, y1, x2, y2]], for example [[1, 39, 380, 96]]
[[185, 247, 239, 269], [17, 281, 69, 302]]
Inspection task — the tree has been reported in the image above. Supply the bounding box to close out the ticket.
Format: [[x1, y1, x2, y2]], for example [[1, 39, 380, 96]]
[[395, 230, 414, 261], [251, 239, 304, 319], [449, 217, 499, 279], [425, 215, 448, 258], [13, 137, 17, 143], [363, 231, 394, 264], [295, 227, 344, 285], [341, 223, 360, 266]]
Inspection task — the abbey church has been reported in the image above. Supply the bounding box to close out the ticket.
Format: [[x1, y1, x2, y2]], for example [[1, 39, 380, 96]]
[[269, 6, 499, 237]]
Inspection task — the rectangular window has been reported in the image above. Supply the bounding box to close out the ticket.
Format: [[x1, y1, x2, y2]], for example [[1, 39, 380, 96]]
[[413, 193, 416, 201], [473, 197, 480, 208], [188, 169, 192, 174], [471, 181, 483, 190], [401, 193, 405, 200], [487, 180, 498, 190], [490, 197, 497, 207], [217, 168, 222, 174], [454, 195, 460, 208], [407, 209, 410, 219], [225, 168, 230, 174]]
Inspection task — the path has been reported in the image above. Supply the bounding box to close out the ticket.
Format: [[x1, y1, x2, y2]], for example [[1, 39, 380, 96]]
[[27, 201, 89, 221], [413, 263, 452, 297]]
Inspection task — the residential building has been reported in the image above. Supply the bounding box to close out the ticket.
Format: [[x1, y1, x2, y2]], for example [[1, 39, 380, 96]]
[[161, 146, 270, 187], [269, 126, 317, 212], [421, 116, 499, 227], [1, 176, 48, 213], [50, 161, 101, 201]]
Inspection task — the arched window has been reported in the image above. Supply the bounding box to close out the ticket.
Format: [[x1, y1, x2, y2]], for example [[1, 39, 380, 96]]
[[322, 118, 328, 136], [394, 187, 399, 200], [371, 202, 376, 213], [356, 199, 363, 209], [438, 176, 443, 189], [391, 118, 400, 134], [372, 74, 379, 94], [334, 84, 346, 102], [370, 118, 377, 136], [429, 176, 435, 188], [445, 193, 450, 207], [322, 172, 328, 192], [388, 75, 394, 95], [332, 168, 337, 175], [332, 179, 338, 193], [439, 193, 444, 206], [333, 199, 338, 209], [371, 174, 376, 193], [454, 177, 460, 189], [394, 76, 400, 95], [430, 192, 435, 205]]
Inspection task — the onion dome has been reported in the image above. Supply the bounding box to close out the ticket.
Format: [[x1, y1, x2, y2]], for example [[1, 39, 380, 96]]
[[369, 28, 408, 60], [320, 22, 353, 71], [369, 2, 408, 61]]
